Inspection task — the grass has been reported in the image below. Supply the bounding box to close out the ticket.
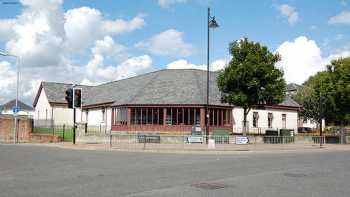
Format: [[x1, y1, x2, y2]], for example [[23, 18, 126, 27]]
[[32, 127, 73, 142]]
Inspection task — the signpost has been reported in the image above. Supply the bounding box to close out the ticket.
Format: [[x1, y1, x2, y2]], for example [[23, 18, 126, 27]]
[[12, 106, 19, 143]]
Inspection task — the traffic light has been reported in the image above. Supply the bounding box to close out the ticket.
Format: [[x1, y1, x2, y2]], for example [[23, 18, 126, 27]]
[[320, 95, 326, 118], [73, 88, 82, 108], [65, 88, 73, 108]]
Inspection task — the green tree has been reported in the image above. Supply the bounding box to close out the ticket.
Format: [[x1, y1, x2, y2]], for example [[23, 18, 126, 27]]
[[295, 58, 350, 125], [217, 38, 286, 134]]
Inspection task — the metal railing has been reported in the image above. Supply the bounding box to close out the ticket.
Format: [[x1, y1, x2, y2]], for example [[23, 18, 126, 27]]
[[32, 125, 74, 142]]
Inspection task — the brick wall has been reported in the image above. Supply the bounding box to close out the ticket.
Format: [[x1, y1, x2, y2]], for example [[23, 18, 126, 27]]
[[0, 115, 33, 143]]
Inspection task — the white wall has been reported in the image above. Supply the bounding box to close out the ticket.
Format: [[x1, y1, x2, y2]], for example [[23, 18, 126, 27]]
[[82, 107, 112, 130], [34, 88, 84, 126], [232, 107, 299, 134], [34, 89, 52, 120], [52, 107, 82, 126]]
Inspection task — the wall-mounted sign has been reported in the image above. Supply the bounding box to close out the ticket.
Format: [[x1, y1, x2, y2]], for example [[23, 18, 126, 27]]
[[236, 136, 249, 145]]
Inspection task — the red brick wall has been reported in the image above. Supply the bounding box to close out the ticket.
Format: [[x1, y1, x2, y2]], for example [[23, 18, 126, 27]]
[[0, 115, 33, 143]]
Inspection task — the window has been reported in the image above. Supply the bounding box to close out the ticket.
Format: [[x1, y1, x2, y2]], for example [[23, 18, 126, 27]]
[[37, 110, 40, 120], [282, 114, 286, 129], [45, 109, 48, 120], [253, 112, 259, 128], [115, 107, 128, 125], [268, 113, 273, 128], [102, 108, 105, 122], [86, 110, 89, 122], [166, 108, 172, 125]]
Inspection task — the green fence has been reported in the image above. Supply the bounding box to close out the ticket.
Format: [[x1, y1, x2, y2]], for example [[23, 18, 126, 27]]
[[32, 125, 73, 142]]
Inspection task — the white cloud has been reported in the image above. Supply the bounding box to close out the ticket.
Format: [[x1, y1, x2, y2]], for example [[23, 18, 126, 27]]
[[158, 0, 187, 8], [82, 54, 153, 85], [329, 11, 350, 25], [0, 19, 16, 41], [277, 4, 299, 25], [0, 0, 147, 104], [92, 36, 128, 62], [276, 36, 350, 84], [64, 6, 145, 52], [0, 61, 16, 97], [82, 36, 152, 85], [276, 36, 324, 84], [136, 29, 194, 57], [166, 59, 227, 71]]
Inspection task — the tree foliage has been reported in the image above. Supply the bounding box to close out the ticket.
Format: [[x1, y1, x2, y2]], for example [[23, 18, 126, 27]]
[[294, 57, 350, 125], [217, 38, 286, 132]]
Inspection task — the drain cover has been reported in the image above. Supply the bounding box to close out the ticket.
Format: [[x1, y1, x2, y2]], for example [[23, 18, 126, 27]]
[[191, 182, 226, 190]]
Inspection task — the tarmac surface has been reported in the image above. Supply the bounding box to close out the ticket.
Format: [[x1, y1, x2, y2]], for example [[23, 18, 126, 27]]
[[1, 144, 350, 197]]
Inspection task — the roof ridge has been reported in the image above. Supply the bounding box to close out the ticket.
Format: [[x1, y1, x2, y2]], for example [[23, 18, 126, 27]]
[[42, 81, 94, 87], [94, 69, 216, 87]]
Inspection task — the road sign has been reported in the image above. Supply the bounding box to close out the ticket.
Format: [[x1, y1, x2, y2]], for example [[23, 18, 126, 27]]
[[12, 106, 20, 114], [236, 136, 249, 145]]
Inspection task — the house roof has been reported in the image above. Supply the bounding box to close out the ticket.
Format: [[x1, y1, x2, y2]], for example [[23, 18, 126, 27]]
[[35, 69, 300, 109], [33, 82, 92, 107], [85, 69, 226, 106], [286, 83, 302, 92], [279, 96, 300, 108], [2, 99, 34, 111]]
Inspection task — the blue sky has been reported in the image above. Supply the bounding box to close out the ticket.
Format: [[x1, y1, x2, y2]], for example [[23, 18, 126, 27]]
[[0, 0, 349, 104]]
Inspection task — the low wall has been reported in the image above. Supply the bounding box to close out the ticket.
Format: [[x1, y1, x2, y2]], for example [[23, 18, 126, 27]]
[[0, 115, 33, 143], [29, 133, 62, 143]]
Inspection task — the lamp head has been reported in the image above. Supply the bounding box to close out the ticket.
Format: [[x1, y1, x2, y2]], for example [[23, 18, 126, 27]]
[[209, 17, 219, 28]]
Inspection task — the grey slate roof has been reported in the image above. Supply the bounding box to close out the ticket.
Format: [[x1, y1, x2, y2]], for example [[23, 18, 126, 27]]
[[286, 83, 302, 92], [85, 69, 225, 106], [2, 99, 34, 111], [41, 82, 92, 105], [37, 69, 300, 108], [279, 96, 300, 108]]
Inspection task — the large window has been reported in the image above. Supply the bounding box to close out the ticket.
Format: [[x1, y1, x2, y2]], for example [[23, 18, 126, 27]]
[[252, 112, 259, 128], [209, 108, 231, 126], [268, 113, 273, 128], [115, 107, 128, 125], [128, 107, 199, 126], [282, 114, 287, 129]]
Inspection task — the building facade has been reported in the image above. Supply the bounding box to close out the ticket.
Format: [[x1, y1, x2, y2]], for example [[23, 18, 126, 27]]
[[33, 69, 301, 134]]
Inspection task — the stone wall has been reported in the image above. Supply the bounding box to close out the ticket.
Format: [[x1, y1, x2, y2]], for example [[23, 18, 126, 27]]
[[0, 115, 33, 143]]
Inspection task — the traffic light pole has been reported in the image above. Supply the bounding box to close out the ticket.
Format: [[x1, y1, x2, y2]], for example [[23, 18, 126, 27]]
[[73, 108, 76, 144]]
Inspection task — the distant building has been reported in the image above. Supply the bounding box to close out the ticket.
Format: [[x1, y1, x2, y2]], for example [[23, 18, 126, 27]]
[[286, 83, 302, 97], [0, 99, 34, 117], [33, 69, 301, 134]]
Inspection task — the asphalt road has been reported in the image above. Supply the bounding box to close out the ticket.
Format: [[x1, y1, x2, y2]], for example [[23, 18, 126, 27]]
[[1, 145, 350, 197]]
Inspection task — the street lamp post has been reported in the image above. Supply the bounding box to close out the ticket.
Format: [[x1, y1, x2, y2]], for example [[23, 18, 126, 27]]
[[206, 8, 219, 143], [0, 51, 20, 144]]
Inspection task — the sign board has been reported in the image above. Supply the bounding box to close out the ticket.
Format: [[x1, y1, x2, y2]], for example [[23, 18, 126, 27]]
[[12, 106, 20, 114], [235, 136, 249, 145]]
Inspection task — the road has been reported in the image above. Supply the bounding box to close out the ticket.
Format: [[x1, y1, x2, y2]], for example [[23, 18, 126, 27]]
[[1, 144, 350, 197]]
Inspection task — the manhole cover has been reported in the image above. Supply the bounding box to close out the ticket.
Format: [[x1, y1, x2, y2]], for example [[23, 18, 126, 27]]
[[284, 172, 307, 178], [191, 182, 226, 190]]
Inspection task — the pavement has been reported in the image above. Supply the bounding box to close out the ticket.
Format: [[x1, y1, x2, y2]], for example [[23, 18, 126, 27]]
[[1, 144, 350, 197], [30, 141, 350, 154]]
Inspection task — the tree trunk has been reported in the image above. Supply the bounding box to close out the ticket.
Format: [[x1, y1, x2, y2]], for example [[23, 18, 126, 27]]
[[243, 108, 248, 136]]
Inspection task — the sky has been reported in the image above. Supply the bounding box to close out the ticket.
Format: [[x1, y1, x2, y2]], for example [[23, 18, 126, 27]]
[[0, 0, 349, 105]]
